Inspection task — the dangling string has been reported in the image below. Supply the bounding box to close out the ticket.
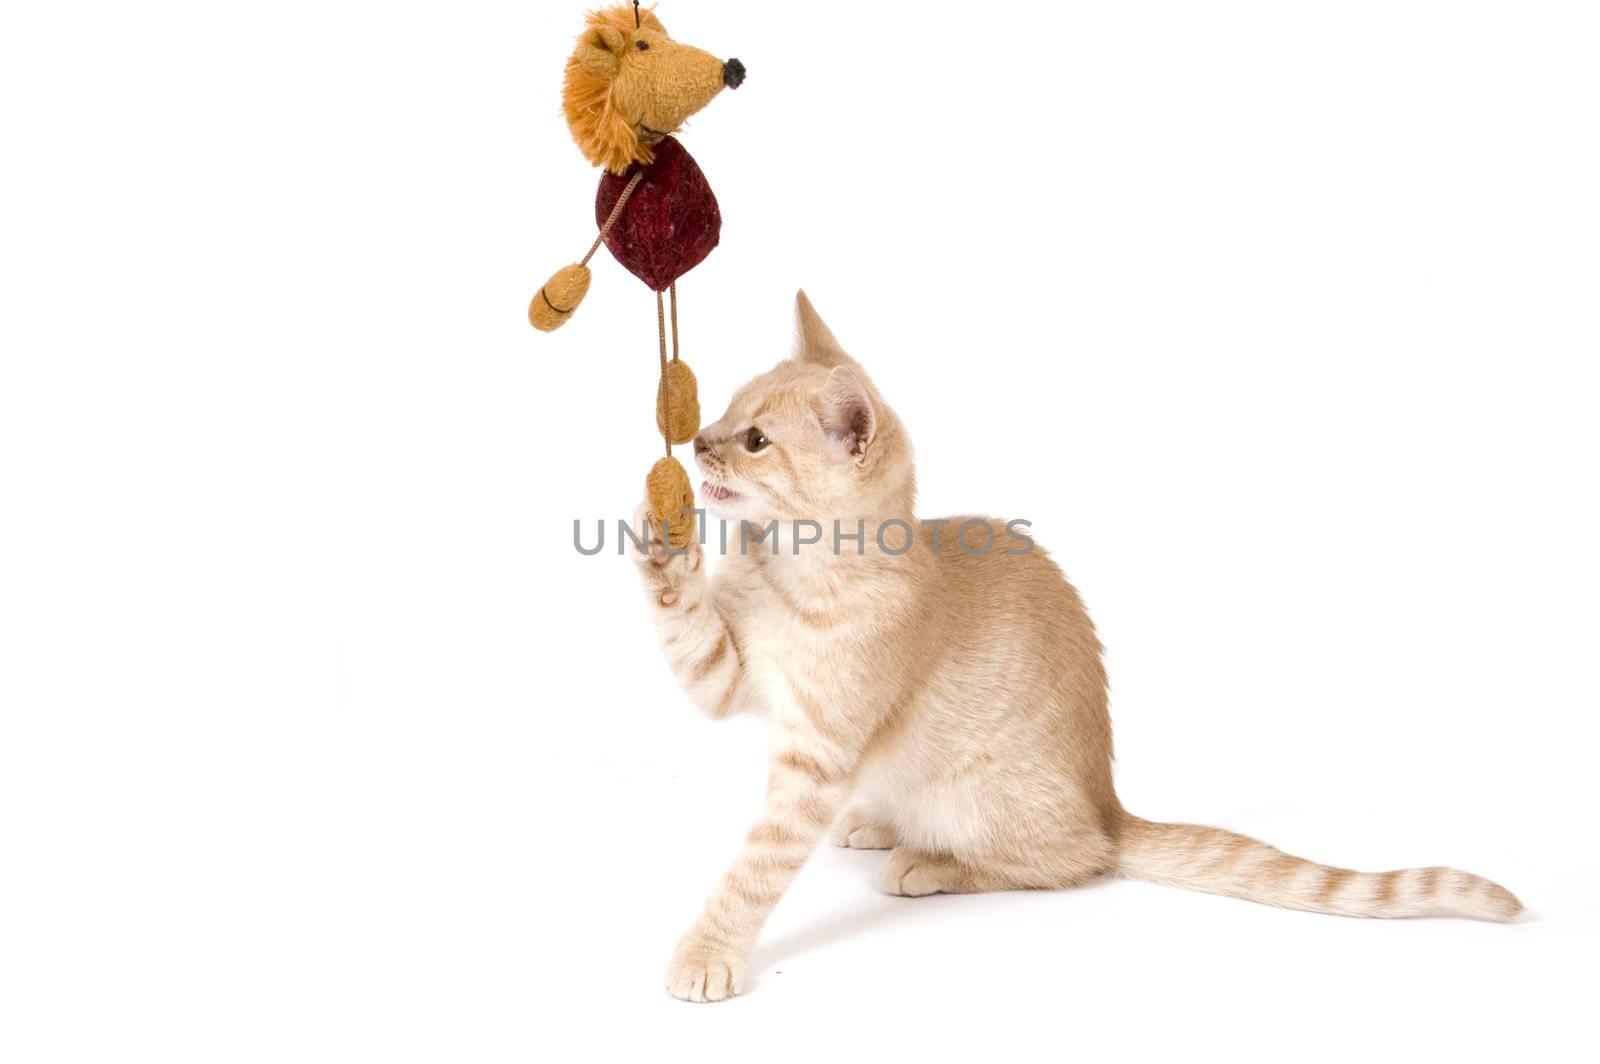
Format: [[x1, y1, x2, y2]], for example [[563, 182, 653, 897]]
[[656, 290, 671, 458], [588, 155, 668, 461], [581, 169, 644, 268], [669, 282, 679, 364]]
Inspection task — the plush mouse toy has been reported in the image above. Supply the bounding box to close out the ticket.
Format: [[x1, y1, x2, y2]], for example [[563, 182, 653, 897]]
[[529, 1, 745, 550]]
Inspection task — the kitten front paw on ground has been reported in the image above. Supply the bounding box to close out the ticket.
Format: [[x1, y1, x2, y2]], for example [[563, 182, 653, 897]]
[[664, 938, 746, 1003], [829, 811, 897, 850]]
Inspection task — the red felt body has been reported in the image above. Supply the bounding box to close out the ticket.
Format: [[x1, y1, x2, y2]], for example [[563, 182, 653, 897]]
[[595, 136, 721, 293]]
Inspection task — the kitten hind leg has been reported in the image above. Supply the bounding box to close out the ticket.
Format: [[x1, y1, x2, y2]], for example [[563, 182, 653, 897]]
[[829, 810, 898, 850], [873, 846, 1108, 897], [874, 848, 991, 896]]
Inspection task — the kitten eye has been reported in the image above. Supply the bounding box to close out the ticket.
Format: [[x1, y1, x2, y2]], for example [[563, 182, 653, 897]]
[[744, 427, 770, 453], [635, 40, 649, 50]]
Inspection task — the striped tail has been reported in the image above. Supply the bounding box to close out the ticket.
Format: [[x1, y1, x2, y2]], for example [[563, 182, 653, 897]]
[[1116, 814, 1523, 922]]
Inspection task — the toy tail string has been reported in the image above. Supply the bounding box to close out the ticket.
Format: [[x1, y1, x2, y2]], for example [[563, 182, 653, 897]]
[[656, 290, 671, 458], [581, 169, 645, 268]]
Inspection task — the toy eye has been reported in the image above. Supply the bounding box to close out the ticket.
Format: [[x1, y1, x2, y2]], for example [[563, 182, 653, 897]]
[[635, 40, 649, 51], [745, 428, 770, 453]]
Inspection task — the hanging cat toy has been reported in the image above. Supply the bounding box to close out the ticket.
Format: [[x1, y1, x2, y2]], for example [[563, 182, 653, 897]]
[[529, 1, 745, 550]]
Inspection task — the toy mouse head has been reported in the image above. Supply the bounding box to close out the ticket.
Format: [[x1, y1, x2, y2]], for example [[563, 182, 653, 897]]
[[563, 3, 745, 175]]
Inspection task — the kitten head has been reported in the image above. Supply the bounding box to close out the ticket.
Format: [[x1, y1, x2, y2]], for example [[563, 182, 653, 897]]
[[693, 292, 915, 526]]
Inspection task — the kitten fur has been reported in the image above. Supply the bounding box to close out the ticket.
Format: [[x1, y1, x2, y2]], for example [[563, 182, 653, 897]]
[[631, 291, 1522, 1003]]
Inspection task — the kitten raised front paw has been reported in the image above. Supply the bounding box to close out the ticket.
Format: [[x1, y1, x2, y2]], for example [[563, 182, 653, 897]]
[[630, 500, 702, 605]]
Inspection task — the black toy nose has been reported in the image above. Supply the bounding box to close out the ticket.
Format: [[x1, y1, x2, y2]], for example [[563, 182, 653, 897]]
[[693, 435, 709, 456], [722, 58, 746, 89]]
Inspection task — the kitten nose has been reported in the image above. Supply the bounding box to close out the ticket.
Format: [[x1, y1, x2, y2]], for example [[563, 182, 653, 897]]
[[693, 435, 709, 456]]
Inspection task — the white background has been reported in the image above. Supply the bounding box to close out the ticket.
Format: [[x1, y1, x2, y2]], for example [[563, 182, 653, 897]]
[[2, 1, 1597, 1060]]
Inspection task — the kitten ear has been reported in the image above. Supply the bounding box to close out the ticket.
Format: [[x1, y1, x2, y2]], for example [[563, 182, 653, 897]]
[[817, 366, 877, 464], [794, 289, 849, 367]]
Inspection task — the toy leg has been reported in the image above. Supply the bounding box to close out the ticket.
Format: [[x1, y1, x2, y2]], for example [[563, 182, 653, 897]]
[[656, 290, 671, 455], [669, 282, 679, 362]]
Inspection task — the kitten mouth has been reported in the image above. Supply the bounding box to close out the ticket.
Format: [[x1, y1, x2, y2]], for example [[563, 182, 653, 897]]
[[702, 481, 737, 502]]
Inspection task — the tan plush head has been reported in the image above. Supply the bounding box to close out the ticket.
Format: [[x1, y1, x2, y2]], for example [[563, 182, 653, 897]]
[[692, 292, 915, 527], [562, 4, 745, 175]]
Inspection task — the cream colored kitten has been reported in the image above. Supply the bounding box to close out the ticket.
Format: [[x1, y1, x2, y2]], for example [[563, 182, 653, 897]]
[[631, 291, 1522, 1003]]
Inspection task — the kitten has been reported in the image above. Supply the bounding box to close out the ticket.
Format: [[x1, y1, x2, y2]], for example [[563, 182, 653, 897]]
[[631, 291, 1522, 1003]]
